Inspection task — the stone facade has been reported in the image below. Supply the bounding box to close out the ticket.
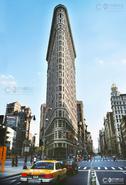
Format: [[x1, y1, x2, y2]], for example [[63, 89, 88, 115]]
[[111, 84, 126, 155], [45, 4, 77, 159]]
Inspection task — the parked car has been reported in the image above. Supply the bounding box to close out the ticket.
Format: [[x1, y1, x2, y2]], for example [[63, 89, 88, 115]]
[[64, 159, 78, 175], [20, 160, 67, 184]]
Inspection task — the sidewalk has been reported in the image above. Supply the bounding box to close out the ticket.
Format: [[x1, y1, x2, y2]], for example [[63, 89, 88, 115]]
[[0, 159, 32, 178]]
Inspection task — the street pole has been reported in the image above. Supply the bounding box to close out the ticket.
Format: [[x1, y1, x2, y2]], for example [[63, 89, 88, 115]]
[[41, 107, 52, 160]]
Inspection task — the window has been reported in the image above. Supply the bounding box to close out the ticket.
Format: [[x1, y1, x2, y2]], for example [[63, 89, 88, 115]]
[[59, 86, 62, 91], [58, 130, 62, 138], [59, 78, 62, 84], [31, 162, 54, 170], [59, 58, 62, 63], [59, 110, 62, 117], [55, 131, 57, 138], [59, 52, 62, 57], [59, 64, 62, 70], [56, 163, 62, 170]]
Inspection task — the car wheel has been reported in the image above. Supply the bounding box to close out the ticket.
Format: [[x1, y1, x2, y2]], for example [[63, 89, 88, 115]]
[[55, 175, 65, 185], [21, 182, 28, 185]]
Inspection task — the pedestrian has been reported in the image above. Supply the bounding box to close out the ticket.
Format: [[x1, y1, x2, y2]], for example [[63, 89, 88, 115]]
[[15, 155, 18, 166], [33, 156, 37, 164], [12, 157, 15, 167], [30, 158, 33, 165], [23, 162, 27, 169]]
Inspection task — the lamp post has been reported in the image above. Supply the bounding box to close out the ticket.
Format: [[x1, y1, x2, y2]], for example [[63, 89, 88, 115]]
[[41, 107, 52, 160], [23, 114, 36, 168]]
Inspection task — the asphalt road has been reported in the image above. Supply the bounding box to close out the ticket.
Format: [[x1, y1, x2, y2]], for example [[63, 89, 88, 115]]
[[1, 156, 126, 185], [0, 171, 89, 185]]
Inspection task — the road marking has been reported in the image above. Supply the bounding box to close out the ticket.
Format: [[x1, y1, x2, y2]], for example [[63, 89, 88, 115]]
[[118, 167, 123, 170], [96, 169, 126, 172], [111, 167, 115, 170], [104, 167, 108, 170], [98, 167, 100, 170], [83, 167, 87, 170], [87, 170, 90, 185], [17, 182, 21, 185], [94, 170, 100, 185]]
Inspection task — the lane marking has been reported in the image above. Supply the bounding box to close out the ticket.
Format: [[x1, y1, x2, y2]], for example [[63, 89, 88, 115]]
[[83, 167, 87, 170], [94, 171, 100, 185], [17, 182, 21, 185], [111, 167, 115, 170], [96, 169, 126, 172], [118, 167, 123, 170], [87, 170, 90, 185], [78, 169, 89, 171]]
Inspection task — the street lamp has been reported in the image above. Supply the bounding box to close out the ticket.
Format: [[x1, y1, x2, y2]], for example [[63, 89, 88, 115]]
[[23, 114, 36, 168], [41, 107, 52, 160]]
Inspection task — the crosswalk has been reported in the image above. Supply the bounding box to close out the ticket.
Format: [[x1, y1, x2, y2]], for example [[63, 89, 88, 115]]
[[83, 159, 116, 162], [78, 166, 126, 171]]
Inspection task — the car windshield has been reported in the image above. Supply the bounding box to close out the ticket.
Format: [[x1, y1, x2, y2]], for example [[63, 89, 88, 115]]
[[31, 162, 54, 170]]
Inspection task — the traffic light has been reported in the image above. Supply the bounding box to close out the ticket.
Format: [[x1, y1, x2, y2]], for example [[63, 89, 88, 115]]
[[0, 115, 4, 125], [0, 126, 6, 146], [0, 126, 9, 146]]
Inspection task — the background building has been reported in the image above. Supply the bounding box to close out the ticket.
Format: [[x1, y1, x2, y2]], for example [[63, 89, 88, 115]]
[[104, 112, 117, 155], [77, 101, 85, 156], [5, 102, 35, 156], [98, 129, 106, 155], [111, 84, 126, 155], [120, 115, 126, 158]]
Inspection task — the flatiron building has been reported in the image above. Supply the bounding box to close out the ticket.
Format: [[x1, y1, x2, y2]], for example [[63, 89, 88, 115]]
[[45, 4, 77, 159]]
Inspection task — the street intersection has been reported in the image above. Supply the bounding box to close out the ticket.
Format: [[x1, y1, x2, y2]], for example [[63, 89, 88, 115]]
[[0, 156, 126, 185]]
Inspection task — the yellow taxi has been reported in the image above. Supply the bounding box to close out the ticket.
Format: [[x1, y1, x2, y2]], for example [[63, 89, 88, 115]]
[[20, 160, 67, 184]]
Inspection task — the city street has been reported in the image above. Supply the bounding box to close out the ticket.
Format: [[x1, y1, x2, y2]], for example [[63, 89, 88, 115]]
[[0, 156, 126, 185]]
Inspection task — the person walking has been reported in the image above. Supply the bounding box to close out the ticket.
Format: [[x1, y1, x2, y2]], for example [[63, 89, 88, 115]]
[[33, 156, 37, 164]]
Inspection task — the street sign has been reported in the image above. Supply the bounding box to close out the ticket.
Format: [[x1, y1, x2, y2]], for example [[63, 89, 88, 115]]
[[24, 146, 29, 152]]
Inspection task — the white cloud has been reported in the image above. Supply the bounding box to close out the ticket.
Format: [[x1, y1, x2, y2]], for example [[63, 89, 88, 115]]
[[0, 74, 17, 87], [121, 59, 126, 64], [96, 59, 105, 65]]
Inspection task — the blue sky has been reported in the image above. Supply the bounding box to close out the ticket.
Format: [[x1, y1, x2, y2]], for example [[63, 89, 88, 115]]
[[0, 0, 126, 148]]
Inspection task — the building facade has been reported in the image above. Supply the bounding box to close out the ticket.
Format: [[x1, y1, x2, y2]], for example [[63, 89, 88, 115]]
[[120, 115, 126, 158], [77, 101, 85, 155], [45, 4, 78, 159], [86, 131, 93, 155], [5, 102, 33, 155], [99, 129, 106, 155], [104, 112, 117, 155], [111, 84, 126, 155]]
